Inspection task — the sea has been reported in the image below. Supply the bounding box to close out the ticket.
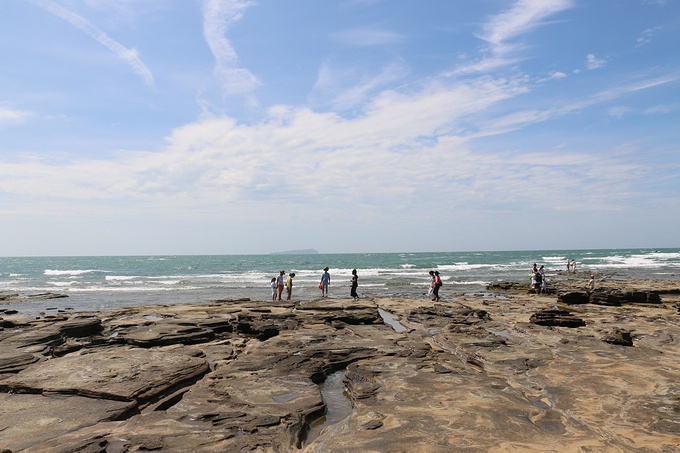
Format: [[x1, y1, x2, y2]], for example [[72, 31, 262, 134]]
[[1, 249, 679, 317]]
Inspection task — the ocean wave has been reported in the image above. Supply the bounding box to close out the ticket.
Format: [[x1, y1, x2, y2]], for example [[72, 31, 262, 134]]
[[47, 281, 81, 287], [44, 269, 103, 276], [69, 286, 202, 292], [105, 275, 137, 281], [436, 263, 506, 271]]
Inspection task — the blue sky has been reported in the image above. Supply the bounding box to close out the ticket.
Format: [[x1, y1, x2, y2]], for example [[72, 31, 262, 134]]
[[1, 0, 679, 256]]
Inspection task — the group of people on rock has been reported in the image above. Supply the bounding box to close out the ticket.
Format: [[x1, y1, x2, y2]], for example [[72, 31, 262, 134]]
[[530, 263, 547, 294], [428, 270, 443, 302], [566, 259, 576, 273], [270, 270, 296, 301], [270, 267, 360, 301]]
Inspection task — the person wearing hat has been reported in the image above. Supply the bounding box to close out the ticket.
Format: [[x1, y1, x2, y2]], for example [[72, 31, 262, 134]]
[[320, 267, 330, 297], [286, 272, 295, 300], [276, 270, 286, 301]]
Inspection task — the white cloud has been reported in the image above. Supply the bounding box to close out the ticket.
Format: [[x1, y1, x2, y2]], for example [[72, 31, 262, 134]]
[[586, 53, 607, 70], [608, 106, 633, 118], [331, 28, 406, 46], [312, 60, 410, 111], [643, 103, 678, 114], [457, 0, 574, 73], [481, 0, 573, 46], [1, 72, 673, 223], [0, 107, 33, 125], [636, 26, 661, 47], [26, 0, 155, 88], [202, 0, 260, 97]]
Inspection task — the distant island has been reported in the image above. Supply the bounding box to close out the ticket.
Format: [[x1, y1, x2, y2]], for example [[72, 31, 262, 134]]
[[270, 249, 319, 255]]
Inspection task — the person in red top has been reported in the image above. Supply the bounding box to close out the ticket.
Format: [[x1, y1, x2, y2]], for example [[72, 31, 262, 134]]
[[432, 271, 442, 302]]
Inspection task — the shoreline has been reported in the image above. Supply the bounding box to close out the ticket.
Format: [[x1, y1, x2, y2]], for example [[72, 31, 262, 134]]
[[1, 278, 680, 451]]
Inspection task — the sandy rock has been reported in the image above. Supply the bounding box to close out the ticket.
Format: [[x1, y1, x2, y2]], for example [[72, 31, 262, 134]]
[[0, 347, 209, 402], [1, 278, 680, 451]]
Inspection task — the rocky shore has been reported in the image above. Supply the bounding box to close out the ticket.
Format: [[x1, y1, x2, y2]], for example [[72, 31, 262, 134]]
[[1, 277, 680, 452]]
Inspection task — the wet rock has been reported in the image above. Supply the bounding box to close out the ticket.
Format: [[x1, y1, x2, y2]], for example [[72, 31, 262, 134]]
[[602, 328, 634, 346], [530, 309, 586, 328], [557, 291, 591, 305]]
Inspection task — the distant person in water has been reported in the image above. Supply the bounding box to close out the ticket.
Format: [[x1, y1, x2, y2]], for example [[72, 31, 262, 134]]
[[320, 267, 330, 297], [432, 271, 442, 302], [286, 272, 295, 300], [270, 278, 277, 302], [277, 270, 285, 300], [350, 269, 359, 300]]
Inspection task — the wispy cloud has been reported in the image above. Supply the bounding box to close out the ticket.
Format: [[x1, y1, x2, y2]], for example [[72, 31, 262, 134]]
[[331, 27, 406, 46], [312, 60, 410, 111], [2, 72, 673, 221], [25, 0, 155, 88], [456, 0, 574, 73], [643, 103, 679, 114], [636, 26, 661, 47], [0, 107, 33, 125], [608, 106, 633, 118], [202, 0, 260, 97], [586, 53, 607, 70]]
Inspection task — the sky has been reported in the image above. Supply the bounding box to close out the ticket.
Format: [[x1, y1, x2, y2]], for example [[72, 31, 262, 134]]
[[1, 0, 679, 256]]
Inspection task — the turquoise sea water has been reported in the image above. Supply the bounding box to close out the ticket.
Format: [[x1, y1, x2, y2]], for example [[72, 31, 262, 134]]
[[1, 249, 679, 316]]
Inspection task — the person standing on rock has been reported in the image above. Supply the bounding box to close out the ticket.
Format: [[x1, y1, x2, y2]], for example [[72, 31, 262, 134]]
[[428, 270, 435, 297], [277, 270, 286, 301], [571, 259, 576, 273], [350, 269, 359, 300], [432, 271, 442, 302], [270, 277, 277, 302], [588, 274, 595, 290], [286, 272, 295, 300], [533, 269, 543, 295], [567, 259, 571, 273], [320, 267, 330, 297], [539, 265, 547, 294]]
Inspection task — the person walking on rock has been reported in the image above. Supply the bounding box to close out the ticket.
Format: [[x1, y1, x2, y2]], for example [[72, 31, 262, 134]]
[[432, 271, 442, 302], [350, 269, 359, 300]]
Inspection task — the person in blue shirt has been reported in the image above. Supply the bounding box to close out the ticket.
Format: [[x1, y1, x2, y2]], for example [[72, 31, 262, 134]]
[[320, 267, 331, 297]]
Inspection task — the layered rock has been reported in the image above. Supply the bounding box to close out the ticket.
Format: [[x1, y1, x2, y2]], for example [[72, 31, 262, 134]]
[[0, 282, 679, 452]]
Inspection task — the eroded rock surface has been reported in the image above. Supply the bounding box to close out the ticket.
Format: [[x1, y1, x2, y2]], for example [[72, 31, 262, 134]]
[[0, 282, 679, 452]]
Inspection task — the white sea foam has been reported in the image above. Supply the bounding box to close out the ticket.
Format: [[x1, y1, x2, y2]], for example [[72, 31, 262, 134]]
[[44, 269, 101, 276], [48, 281, 79, 287], [69, 286, 201, 292], [105, 275, 137, 281], [436, 263, 504, 271]]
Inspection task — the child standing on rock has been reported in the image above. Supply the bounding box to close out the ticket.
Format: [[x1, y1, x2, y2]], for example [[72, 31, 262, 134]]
[[270, 278, 277, 301]]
